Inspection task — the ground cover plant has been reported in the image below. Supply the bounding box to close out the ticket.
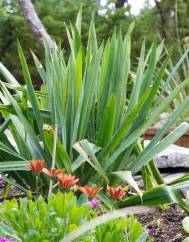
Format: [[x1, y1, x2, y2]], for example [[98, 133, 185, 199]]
[[0, 191, 149, 242], [0, 11, 189, 242]]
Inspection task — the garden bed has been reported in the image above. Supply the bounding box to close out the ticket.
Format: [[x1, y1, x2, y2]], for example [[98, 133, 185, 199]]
[[138, 204, 187, 242], [0, 178, 188, 241]]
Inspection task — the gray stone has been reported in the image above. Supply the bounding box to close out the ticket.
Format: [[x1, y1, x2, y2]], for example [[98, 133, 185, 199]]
[[155, 144, 189, 168], [145, 140, 189, 168]]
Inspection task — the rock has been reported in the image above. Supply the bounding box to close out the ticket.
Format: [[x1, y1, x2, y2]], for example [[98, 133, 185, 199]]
[[155, 144, 189, 168], [145, 140, 189, 168]]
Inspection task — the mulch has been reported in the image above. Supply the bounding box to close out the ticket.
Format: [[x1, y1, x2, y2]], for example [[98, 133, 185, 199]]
[[137, 204, 188, 242]]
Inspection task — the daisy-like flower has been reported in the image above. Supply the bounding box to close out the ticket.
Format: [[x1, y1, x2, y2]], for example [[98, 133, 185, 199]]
[[42, 168, 62, 178], [58, 174, 79, 189], [77, 186, 102, 199], [107, 185, 126, 200], [27, 160, 45, 174]]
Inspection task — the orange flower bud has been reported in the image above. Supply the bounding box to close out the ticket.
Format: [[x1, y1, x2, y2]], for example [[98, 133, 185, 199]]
[[58, 174, 79, 189], [107, 185, 126, 200], [27, 160, 45, 174], [42, 168, 62, 177], [77, 186, 102, 198]]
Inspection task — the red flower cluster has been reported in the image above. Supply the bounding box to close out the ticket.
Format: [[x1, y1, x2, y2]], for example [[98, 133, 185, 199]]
[[27, 160, 79, 189], [27, 161, 127, 201], [77, 185, 127, 201]]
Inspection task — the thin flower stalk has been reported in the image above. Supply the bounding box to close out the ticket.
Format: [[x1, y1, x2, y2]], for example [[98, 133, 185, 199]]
[[48, 124, 58, 198]]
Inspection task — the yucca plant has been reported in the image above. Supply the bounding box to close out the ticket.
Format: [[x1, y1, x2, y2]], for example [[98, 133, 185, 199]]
[[0, 10, 189, 209]]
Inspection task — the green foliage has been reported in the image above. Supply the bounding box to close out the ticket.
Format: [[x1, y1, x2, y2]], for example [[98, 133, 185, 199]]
[[0, 192, 146, 242], [183, 216, 189, 233], [0, 12, 188, 210], [94, 217, 128, 242], [1, 0, 189, 86], [182, 216, 189, 242], [118, 185, 189, 213], [0, 0, 133, 85], [0, 192, 93, 241], [92, 215, 146, 242]]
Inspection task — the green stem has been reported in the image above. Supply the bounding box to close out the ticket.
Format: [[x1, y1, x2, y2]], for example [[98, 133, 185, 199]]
[[136, 140, 164, 190], [149, 159, 164, 185], [36, 175, 39, 197], [48, 124, 58, 199]]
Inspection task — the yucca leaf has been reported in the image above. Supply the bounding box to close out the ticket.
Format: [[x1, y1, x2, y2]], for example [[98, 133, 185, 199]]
[[73, 139, 109, 182], [168, 172, 189, 189], [140, 42, 157, 95], [103, 80, 188, 170], [101, 88, 151, 162], [72, 142, 101, 172], [17, 42, 51, 164], [111, 171, 143, 197], [44, 129, 72, 173], [0, 63, 20, 87], [0, 117, 11, 135], [118, 185, 189, 213], [75, 6, 82, 35], [143, 97, 189, 154], [158, 47, 189, 99], [97, 94, 115, 147], [0, 160, 30, 171], [32, 51, 47, 83], [126, 41, 145, 115], [0, 140, 25, 161], [0, 81, 45, 160], [130, 122, 189, 173]]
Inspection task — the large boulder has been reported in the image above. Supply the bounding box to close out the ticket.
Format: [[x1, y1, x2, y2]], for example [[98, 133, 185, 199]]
[[145, 141, 189, 168]]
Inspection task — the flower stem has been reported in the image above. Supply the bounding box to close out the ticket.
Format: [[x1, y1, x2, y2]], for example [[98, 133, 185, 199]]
[[36, 175, 39, 197], [48, 124, 58, 198]]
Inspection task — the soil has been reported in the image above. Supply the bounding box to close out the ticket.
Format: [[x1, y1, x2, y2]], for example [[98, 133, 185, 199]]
[[137, 204, 188, 242]]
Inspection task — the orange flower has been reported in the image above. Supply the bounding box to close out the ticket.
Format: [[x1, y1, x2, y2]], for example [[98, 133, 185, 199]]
[[58, 174, 79, 189], [27, 160, 45, 174], [107, 185, 126, 200], [42, 168, 62, 177], [77, 186, 102, 198]]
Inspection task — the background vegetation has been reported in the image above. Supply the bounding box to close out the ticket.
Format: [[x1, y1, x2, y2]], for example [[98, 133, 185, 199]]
[[1, 0, 189, 87]]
